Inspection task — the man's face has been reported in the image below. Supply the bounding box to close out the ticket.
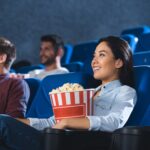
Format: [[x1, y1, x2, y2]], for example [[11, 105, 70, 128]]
[[40, 41, 56, 65]]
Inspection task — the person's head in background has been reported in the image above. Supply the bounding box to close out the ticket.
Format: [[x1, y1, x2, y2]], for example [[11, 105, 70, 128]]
[[40, 34, 64, 70], [91, 36, 134, 87], [0, 37, 16, 74]]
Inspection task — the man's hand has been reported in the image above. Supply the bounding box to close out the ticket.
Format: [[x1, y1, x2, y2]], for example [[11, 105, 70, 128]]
[[9, 73, 28, 79]]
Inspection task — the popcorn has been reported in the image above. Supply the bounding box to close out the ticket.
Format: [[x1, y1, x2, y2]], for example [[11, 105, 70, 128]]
[[49, 83, 95, 123], [51, 83, 84, 93]]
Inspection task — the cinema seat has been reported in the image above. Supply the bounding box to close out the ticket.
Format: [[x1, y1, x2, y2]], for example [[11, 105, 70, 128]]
[[24, 78, 41, 113], [70, 41, 97, 63], [133, 51, 150, 66], [121, 34, 138, 53], [16, 64, 45, 74], [134, 33, 150, 53], [26, 72, 98, 118], [121, 25, 150, 38], [61, 44, 73, 64]]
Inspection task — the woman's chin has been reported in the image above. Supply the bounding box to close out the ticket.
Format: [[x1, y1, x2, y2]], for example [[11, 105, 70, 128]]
[[93, 74, 102, 80]]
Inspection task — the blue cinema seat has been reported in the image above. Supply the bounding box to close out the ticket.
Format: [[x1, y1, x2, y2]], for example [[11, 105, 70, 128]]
[[16, 64, 45, 74], [62, 62, 84, 72], [121, 34, 138, 53], [121, 25, 150, 38], [26, 72, 99, 118], [70, 41, 97, 63], [24, 78, 41, 113], [134, 32, 150, 53], [61, 44, 73, 64], [126, 65, 150, 126], [133, 51, 150, 66]]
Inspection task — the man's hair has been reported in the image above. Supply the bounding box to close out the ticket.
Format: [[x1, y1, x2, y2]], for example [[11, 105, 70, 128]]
[[0, 37, 16, 67], [41, 34, 64, 53]]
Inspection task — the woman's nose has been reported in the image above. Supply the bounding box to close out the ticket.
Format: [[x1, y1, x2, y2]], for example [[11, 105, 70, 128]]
[[93, 56, 98, 63], [92, 57, 98, 66]]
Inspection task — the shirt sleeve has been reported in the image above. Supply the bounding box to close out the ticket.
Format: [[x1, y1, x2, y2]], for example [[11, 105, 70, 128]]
[[28, 116, 55, 130], [87, 86, 137, 131], [5, 79, 30, 118], [28, 69, 43, 78]]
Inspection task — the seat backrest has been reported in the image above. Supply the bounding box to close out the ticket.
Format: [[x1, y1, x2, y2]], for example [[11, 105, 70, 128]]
[[121, 34, 138, 53], [26, 72, 99, 118], [16, 64, 45, 73], [62, 62, 84, 72], [121, 26, 150, 38], [133, 51, 150, 66], [135, 33, 150, 53], [70, 41, 97, 63], [61, 44, 73, 64], [126, 66, 150, 126], [24, 78, 41, 113]]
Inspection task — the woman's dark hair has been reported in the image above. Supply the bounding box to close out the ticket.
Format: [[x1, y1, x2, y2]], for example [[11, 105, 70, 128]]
[[98, 36, 134, 87]]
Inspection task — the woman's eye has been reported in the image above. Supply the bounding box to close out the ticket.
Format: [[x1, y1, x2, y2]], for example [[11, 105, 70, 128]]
[[99, 53, 105, 57]]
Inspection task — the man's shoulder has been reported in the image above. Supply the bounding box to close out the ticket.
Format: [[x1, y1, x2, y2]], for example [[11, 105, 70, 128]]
[[57, 67, 69, 73]]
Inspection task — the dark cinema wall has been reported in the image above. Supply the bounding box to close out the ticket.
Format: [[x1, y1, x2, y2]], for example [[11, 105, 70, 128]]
[[0, 0, 150, 64]]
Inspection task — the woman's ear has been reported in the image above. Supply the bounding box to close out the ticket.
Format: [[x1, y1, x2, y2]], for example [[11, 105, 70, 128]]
[[0, 54, 7, 64], [115, 58, 123, 69]]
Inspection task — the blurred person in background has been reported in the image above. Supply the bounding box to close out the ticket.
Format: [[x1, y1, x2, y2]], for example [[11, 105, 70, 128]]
[[11, 34, 69, 80], [0, 37, 29, 118]]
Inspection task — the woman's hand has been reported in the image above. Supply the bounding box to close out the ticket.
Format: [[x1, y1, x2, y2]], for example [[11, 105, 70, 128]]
[[52, 119, 67, 129], [52, 117, 90, 130]]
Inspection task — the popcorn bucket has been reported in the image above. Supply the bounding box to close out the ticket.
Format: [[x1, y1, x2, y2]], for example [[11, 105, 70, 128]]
[[49, 89, 95, 123]]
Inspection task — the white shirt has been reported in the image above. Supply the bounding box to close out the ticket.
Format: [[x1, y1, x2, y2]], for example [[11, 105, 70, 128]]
[[27, 67, 69, 80], [29, 80, 137, 131]]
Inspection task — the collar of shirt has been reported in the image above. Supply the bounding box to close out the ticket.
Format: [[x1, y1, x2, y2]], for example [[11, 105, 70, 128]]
[[95, 80, 122, 96]]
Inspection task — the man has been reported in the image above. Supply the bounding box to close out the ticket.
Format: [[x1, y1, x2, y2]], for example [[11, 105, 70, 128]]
[[17, 34, 69, 79], [0, 37, 29, 117]]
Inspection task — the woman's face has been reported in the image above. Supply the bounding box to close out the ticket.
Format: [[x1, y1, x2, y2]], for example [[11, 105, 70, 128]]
[[91, 41, 123, 84]]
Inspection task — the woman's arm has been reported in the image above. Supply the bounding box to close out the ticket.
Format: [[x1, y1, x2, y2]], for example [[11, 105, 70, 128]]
[[53, 86, 137, 131], [53, 117, 90, 130]]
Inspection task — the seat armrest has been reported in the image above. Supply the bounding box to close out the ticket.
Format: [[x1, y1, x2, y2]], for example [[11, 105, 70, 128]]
[[111, 126, 150, 150], [43, 128, 112, 150]]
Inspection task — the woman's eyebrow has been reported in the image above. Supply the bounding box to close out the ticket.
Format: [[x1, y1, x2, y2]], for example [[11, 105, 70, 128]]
[[93, 50, 107, 55], [98, 50, 107, 53]]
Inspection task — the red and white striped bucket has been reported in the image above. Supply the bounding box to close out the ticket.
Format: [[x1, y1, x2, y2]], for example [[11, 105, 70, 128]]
[[49, 89, 95, 123]]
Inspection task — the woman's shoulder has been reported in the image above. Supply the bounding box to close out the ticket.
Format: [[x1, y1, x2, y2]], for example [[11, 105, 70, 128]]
[[119, 85, 137, 95]]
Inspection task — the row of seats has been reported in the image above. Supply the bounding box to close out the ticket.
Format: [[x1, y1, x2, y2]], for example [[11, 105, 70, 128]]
[[14, 48, 150, 75], [12, 26, 150, 74], [25, 65, 150, 127], [61, 25, 150, 64]]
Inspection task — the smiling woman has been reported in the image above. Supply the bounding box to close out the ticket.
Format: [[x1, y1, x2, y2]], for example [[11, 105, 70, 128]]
[[52, 36, 136, 131], [92, 36, 134, 87], [0, 36, 137, 150], [92, 42, 122, 84]]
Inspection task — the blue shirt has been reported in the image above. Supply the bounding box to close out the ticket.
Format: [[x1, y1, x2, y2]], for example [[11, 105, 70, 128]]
[[29, 80, 137, 131]]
